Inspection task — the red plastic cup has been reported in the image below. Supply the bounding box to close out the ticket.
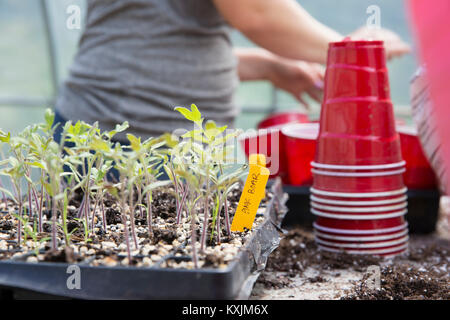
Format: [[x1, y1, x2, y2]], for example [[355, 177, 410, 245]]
[[398, 125, 437, 189], [313, 221, 408, 235], [327, 40, 387, 70], [315, 216, 406, 230], [257, 111, 309, 130], [314, 230, 408, 242], [311, 160, 405, 172], [311, 205, 407, 220], [324, 68, 390, 100], [314, 133, 403, 166], [316, 100, 402, 166], [281, 123, 319, 185], [310, 187, 407, 199], [239, 129, 284, 179], [311, 169, 405, 193], [310, 194, 407, 207], [320, 100, 397, 138], [310, 200, 408, 214], [324, 40, 388, 100], [315, 235, 408, 248], [314, 225, 408, 241]]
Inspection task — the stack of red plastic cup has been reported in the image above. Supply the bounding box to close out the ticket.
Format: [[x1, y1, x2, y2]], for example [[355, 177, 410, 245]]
[[311, 39, 408, 257]]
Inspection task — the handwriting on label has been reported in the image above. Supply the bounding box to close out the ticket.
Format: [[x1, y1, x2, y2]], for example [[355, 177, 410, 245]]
[[231, 155, 270, 232]]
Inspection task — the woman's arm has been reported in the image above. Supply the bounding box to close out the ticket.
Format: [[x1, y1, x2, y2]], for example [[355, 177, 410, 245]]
[[214, 0, 410, 63], [214, 0, 342, 64]]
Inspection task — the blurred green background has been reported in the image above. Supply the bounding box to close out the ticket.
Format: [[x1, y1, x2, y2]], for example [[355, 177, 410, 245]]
[[0, 0, 417, 134]]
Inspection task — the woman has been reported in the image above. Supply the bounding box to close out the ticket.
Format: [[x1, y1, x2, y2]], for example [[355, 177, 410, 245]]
[[55, 0, 410, 141]]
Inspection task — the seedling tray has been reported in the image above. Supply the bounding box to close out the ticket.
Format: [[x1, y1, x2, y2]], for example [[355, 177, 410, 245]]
[[0, 181, 287, 300], [281, 184, 440, 234]]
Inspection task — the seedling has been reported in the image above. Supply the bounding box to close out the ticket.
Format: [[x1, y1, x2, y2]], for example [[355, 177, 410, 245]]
[[0, 105, 250, 269], [13, 214, 50, 256], [172, 104, 246, 254]]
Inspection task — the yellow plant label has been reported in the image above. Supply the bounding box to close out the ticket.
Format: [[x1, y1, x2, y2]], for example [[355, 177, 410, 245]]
[[231, 155, 270, 232]]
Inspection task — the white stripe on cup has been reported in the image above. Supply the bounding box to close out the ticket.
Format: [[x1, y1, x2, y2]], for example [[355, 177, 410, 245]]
[[313, 229, 408, 242], [311, 161, 406, 171], [310, 187, 408, 198], [310, 201, 407, 213], [310, 194, 407, 206], [311, 168, 405, 177], [311, 208, 407, 220], [315, 235, 409, 249]]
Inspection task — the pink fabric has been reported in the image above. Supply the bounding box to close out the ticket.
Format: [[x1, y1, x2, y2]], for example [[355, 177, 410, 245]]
[[408, 0, 450, 194]]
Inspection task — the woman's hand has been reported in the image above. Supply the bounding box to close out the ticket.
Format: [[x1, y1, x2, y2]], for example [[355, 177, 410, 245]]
[[349, 26, 411, 60], [267, 57, 324, 109], [236, 48, 324, 109]]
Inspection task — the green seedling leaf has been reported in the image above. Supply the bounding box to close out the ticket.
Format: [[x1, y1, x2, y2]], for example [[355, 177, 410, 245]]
[[212, 129, 243, 146], [175, 104, 202, 123], [25, 161, 46, 171], [107, 121, 129, 138], [126, 133, 142, 152], [11, 136, 29, 147], [175, 106, 195, 121], [204, 120, 227, 140], [44, 108, 55, 128], [142, 180, 172, 195], [0, 130, 11, 143], [90, 137, 110, 152], [0, 186, 16, 202], [105, 185, 119, 199]]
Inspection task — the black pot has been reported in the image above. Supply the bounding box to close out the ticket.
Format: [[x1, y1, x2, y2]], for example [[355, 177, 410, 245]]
[[0, 181, 287, 300]]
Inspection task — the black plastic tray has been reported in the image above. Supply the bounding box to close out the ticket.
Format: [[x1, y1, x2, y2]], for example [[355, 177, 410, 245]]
[[0, 181, 287, 300], [281, 185, 440, 234]]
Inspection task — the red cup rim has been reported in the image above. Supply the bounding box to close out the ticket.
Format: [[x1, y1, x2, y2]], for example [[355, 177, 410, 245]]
[[313, 221, 408, 235], [310, 187, 408, 198], [311, 167, 405, 178], [281, 123, 319, 140], [397, 125, 418, 136], [314, 229, 408, 242], [311, 161, 406, 171], [310, 194, 407, 207], [310, 201, 407, 213], [311, 208, 407, 220], [315, 235, 408, 248], [317, 243, 408, 256], [257, 111, 309, 129], [329, 39, 384, 48]]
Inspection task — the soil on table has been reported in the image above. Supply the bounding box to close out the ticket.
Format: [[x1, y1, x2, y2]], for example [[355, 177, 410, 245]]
[[0, 186, 272, 269], [252, 227, 449, 300]]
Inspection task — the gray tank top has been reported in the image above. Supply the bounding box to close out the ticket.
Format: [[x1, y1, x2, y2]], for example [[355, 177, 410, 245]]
[[55, 0, 239, 141]]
